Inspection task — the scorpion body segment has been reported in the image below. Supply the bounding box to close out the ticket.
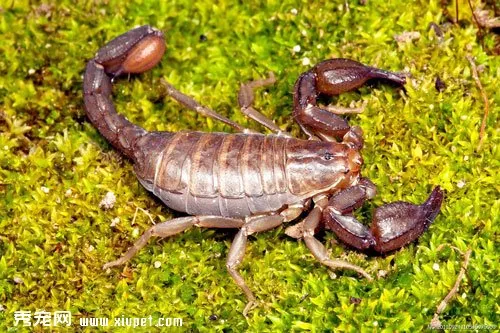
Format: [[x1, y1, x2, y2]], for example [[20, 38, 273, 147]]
[[85, 26, 444, 315], [133, 131, 361, 217]]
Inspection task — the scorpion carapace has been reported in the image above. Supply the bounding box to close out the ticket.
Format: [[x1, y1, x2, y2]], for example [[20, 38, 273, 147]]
[[84, 25, 444, 314]]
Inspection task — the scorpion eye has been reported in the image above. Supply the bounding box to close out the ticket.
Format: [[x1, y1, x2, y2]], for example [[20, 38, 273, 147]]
[[323, 152, 334, 160]]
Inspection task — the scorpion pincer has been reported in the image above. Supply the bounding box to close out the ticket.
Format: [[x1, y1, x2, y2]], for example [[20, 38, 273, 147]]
[[83, 25, 444, 314]]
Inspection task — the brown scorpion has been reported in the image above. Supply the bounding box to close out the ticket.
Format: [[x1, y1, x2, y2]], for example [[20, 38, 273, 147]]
[[84, 25, 443, 314]]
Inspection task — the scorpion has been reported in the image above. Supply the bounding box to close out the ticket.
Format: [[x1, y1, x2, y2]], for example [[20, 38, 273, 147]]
[[84, 25, 443, 314]]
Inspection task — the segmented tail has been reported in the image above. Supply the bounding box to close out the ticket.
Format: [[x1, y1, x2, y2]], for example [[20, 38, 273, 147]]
[[83, 25, 166, 159]]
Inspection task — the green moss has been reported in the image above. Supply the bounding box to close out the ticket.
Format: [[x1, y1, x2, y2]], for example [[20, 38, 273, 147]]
[[1, 0, 498, 331]]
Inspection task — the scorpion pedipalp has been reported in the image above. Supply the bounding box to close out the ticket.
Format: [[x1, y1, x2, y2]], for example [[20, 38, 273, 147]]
[[324, 186, 444, 253], [293, 58, 406, 141]]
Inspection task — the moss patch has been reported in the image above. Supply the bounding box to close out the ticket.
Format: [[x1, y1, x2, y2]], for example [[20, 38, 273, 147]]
[[1, 0, 498, 331]]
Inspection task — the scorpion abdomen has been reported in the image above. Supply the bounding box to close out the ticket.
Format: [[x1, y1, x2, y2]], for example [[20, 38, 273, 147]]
[[133, 132, 309, 217]]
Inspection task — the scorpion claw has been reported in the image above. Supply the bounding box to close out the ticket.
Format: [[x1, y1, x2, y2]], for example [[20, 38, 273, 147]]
[[371, 186, 444, 253], [325, 187, 444, 254], [293, 58, 406, 140]]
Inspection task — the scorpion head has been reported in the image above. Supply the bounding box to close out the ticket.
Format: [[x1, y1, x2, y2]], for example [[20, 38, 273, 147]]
[[285, 140, 362, 197]]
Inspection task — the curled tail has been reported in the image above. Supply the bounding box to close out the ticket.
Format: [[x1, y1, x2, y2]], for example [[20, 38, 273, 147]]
[[83, 25, 166, 159]]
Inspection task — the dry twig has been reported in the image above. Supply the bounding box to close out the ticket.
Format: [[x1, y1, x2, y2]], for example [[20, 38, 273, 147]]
[[429, 248, 472, 329], [466, 56, 489, 151], [131, 206, 156, 226]]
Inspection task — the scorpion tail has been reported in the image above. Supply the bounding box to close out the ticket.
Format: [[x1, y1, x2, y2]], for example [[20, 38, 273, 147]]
[[83, 25, 166, 159]]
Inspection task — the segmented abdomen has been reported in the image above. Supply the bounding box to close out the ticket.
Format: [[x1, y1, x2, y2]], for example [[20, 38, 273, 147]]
[[133, 131, 300, 217]]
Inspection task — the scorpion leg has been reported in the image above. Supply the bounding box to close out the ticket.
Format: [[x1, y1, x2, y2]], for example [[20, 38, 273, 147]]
[[293, 58, 406, 141], [324, 184, 444, 254], [103, 216, 245, 269], [226, 214, 284, 315], [160, 79, 258, 134], [322, 101, 367, 115], [302, 204, 373, 281], [237, 73, 291, 137]]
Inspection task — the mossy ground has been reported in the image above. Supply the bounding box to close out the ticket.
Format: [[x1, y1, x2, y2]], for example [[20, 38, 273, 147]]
[[1, 0, 498, 331]]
